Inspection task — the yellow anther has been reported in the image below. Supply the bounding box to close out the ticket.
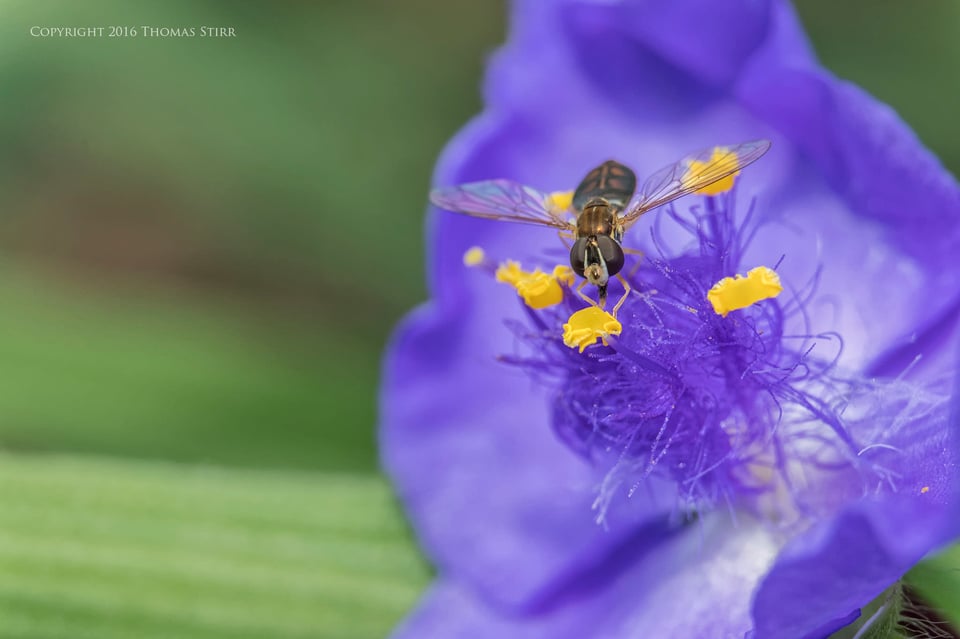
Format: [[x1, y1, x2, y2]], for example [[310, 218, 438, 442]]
[[684, 147, 740, 196], [495, 261, 573, 309], [921, 486, 930, 494], [463, 246, 486, 267], [546, 190, 574, 213], [551, 264, 576, 287], [562, 306, 622, 352], [707, 266, 783, 317]]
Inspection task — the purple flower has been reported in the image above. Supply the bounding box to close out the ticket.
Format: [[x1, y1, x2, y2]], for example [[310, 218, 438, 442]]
[[381, 1, 960, 637]]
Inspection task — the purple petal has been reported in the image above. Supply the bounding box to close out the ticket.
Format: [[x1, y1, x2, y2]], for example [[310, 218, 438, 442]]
[[731, 3, 960, 377], [392, 515, 779, 639], [753, 505, 950, 639], [738, 65, 960, 273], [736, 72, 960, 373], [752, 382, 960, 638], [564, 0, 787, 90]]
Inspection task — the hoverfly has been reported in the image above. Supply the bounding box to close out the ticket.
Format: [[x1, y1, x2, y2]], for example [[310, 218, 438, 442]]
[[431, 140, 771, 313]]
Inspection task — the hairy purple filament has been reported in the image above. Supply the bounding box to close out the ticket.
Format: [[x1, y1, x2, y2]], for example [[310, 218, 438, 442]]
[[501, 191, 933, 522]]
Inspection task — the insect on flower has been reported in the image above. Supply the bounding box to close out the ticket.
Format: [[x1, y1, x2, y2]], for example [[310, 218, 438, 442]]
[[431, 140, 771, 314]]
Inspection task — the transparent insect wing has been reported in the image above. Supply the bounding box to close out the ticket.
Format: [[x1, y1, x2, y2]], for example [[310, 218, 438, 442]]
[[429, 179, 574, 229], [619, 139, 771, 228]]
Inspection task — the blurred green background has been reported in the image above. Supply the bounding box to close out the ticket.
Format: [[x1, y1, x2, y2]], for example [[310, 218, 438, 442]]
[[0, 1, 957, 638]]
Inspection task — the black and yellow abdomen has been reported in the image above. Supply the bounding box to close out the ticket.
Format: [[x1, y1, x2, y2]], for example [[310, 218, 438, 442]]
[[572, 160, 637, 210]]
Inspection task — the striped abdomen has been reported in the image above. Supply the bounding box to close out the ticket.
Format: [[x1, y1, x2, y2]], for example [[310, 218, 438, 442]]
[[572, 160, 637, 211]]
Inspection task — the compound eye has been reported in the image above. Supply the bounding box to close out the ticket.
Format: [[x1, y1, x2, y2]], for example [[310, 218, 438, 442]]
[[596, 235, 625, 276], [569, 238, 587, 276]]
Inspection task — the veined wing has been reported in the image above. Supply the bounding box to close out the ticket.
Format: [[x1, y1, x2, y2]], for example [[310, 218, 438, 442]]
[[619, 140, 771, 229], [430, 180, 574, 230]]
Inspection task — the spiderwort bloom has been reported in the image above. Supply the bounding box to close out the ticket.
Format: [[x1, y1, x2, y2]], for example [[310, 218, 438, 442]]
[[382, 1, 960, 637]]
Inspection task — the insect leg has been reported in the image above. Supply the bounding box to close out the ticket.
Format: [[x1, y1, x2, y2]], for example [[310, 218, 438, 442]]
[[622, 247, 645, 278], [557, 230, 575, 249], [612, 274, 633, 317], [576, 279, 600, 308]]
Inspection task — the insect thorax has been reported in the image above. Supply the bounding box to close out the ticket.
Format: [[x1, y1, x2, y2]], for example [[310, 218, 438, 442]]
[[576, 199, 617, 239]]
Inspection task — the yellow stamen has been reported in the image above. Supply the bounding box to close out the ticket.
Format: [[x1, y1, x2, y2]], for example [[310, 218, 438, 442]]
[[463, 246, 486, 267], [552, 265, 576, 287], [495, 261, 574, 309], [707, 266, 783, 317], [921, 486, 930, 494], [546, 190, 574, 214], [683, 147, 740, 196], [562, 306, 622, 352]]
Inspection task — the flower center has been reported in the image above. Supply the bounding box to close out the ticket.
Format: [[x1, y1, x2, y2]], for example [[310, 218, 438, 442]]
[[475, 191, 926, 524]]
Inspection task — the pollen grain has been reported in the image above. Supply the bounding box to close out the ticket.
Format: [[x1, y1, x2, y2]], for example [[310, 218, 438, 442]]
[[463, 246, 486, 267]]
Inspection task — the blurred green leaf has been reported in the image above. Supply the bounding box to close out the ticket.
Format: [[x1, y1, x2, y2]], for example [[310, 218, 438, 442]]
[[0, 0, 503, 320], [0, 452, 429, 639], [0, 265, 380, 471]]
